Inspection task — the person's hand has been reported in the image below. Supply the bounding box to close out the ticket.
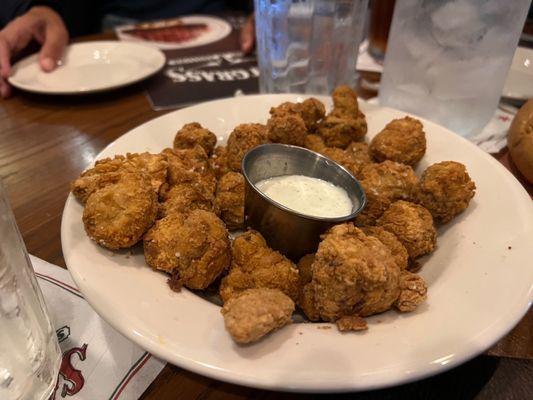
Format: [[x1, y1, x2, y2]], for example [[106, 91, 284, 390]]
[[0, 6, 68, 98], [239, 14, 255, 55]]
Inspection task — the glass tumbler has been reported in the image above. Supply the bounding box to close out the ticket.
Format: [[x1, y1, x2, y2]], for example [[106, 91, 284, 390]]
[[379, 0, 530, 137], [0, 181, 61, 400], [367, 0, 396, 62], [254, 0, 368, 94]]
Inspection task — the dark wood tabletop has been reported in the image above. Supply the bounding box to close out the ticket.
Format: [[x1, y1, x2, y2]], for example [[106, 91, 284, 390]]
[[0, 35, 531, 399]]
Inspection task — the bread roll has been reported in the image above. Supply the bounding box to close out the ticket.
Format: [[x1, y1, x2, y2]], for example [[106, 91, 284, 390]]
[[507, 99, 533, 183]]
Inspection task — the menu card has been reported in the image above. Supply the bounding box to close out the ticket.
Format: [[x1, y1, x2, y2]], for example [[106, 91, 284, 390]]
[[117, 15, 259, 110]]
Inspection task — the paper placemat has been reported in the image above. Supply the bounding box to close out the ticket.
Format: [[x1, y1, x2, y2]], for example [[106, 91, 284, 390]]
[[33, 256, 166, 400]]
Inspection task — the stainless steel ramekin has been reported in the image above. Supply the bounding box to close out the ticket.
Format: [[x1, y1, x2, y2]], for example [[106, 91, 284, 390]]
[[241, 143, 366, 261]]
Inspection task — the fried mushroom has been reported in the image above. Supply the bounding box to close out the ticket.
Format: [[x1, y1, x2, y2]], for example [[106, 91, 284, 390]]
[[158, 183, 214, 218], [270, 98, 326, 132], [418, 161, 476, 224], [309, 224, 401, 321], [219, 230, 300, 303], [370, 116, 426, 166], [214, 171, 245, 230], [143, 210, 231, 290], [394, 271, 428, 312], [354, 161, 420, 226], [317, 85, 367, 148], [71, 152, 168, 203], [304, 134, 327, 153], [377, 200, 437, 259], [226, 123, 269, 171], [83, 173, 157, 249], [221, 288, 294, 344], [162, 146, 216, 196], [209, 145, 231, 179], [173, 122, 217, 156], [361, 226, 409, 270], [266, 112, 307, 146]]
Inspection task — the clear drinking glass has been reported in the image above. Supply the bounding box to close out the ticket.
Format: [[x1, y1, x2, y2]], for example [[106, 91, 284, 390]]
[[0, 181, 61, 400], [379, 0, 530, 137], [254, 0, 368, 94]]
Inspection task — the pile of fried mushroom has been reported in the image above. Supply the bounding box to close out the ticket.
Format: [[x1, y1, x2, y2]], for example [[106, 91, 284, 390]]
[[72, 86, 476, 344]]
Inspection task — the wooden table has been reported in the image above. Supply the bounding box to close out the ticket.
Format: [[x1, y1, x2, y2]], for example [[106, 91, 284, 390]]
[[1, 42, 531, 400]]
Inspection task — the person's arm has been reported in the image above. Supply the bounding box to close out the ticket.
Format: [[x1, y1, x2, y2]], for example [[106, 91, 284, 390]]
[[0, 2, 67, 98], [240, 13, 255, 54]]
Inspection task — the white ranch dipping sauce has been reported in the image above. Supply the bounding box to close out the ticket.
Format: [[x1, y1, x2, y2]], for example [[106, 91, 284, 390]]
[[255, 175, 354, 218]]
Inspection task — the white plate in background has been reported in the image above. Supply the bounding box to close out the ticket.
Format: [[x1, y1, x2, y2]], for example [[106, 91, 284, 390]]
[[9, 41, 165, 95], [502, 46, 533, 101], [116, 15, 232, 50]]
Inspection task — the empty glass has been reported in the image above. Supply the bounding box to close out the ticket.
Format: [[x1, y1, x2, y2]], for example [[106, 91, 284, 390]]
[[254, 0, 368, 94], [0, 181, 61, 400]]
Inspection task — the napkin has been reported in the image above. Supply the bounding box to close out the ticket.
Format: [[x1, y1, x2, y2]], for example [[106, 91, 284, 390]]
[[357, 40, 384, 73], [31, 255, 166, 400], [469, 105, 516, 154]]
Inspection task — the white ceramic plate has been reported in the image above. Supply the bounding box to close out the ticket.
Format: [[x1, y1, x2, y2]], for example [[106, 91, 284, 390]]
[[116, 15, 232, 50], [61, 95, 533, 392], [9, 41, 166, 95], [502, 47, 533, 101]]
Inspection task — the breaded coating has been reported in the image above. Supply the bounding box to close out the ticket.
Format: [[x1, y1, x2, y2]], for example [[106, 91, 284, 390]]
[[226, 123, 268, 171], [173, 122, 217, 156], [309, 224, 401, 321], [354, 161, 420, 226], [221, 288, 294, 344], [362, 226, 408, 270], [83, 173, 157, 249], [300, 98, 327, 131], [346, 142, 373, 168], [270, 98, 326, 132], [297, 254, 315, 286], [214, 172, 245, 230], [162, 146, 216, 196], [299, 283, 320, 321], [331, 85, 360, 115], [304, 139, 369, 177], [209, 145, 231, 179], [354, 186, 392, 227], [304, 134, 327, 153], [418, 161, 476, 224], [219, 230, 300, 303], [143, 210, 230, 289], [377, 201, 437, 259], [267, 112, 307, 146], [71, 152, 168, 203], [336, 315, 368, 332], [159, 183, 214, 218], [71, 172, 122, 204], [318, 113, 367, 148], [322, 147, 361, 178], [313, 142, 372, 180], [359, 161, 420, 201], [394, 271, 427, 312], [370, 116, 426, 166], [317, 86, 367, 148], [297, 254, 320, 321]]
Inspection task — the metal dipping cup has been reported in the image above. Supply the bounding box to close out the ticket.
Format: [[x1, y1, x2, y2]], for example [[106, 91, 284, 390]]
[[241, 144, 366, 261]]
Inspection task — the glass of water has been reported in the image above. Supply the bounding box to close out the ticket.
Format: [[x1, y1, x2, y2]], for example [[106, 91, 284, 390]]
[[379, 0, 530, 137], [0, 181, 61, 400], [254, 0, 368, 94]]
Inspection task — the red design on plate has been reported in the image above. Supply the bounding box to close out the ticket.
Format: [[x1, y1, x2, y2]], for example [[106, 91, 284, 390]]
[[124, 22, 209, 43]]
